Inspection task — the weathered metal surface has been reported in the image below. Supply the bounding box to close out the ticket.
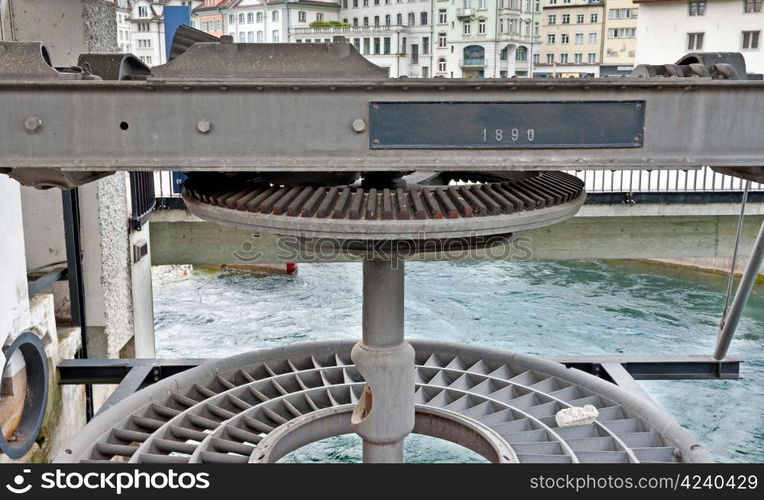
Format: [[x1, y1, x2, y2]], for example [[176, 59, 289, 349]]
[[0, 79, 763, 172], [181, 172, 585, 240], [55, 340, 710, 464], [151, 38, 388, 80], [168, 24, 219, 62], [0, 332, 49, 459], [369, 101, 644, 149], [77, 54, 150, 81]]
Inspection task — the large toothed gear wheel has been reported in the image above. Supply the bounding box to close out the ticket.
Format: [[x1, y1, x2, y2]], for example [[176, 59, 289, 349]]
[[56, 340, 709, 464], [181, 171, 585, 241]]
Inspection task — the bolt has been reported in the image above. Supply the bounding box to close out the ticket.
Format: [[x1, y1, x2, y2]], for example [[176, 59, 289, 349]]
[[352, 118, 366, 133], [197, 119, 212, 134], [24, 116, 42, 132]]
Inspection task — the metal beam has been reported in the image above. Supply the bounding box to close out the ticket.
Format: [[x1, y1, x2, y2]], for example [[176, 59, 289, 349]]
[[2, 79, 764, 171]]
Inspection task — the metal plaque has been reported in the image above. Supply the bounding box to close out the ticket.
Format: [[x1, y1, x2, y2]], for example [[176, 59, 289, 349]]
[[369, 101, 645, 149]]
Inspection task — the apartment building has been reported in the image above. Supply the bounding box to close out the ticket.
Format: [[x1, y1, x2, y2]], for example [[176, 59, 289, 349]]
[[195, 0, 228, 36], [634, 0, 763, 74], [600, 0, 637, 75], [535, 0, 604, 77], [109, 0, 135, 53]]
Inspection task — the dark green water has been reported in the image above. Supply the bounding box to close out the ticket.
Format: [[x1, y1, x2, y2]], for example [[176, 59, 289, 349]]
[[153, 260, 764, 463]]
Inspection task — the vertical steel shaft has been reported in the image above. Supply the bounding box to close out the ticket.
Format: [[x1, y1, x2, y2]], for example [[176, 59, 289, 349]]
[[351, 257, 415, 463], [714, 219, 764, 360]]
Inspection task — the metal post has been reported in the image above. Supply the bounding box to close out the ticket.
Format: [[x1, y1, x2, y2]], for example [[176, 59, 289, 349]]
[[714, 219, 764, 360], [351, 257, 414, 463], [62, 188, 94, 421]]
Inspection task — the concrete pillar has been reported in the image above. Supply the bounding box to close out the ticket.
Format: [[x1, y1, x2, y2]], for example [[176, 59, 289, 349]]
[[7, 0, 117, 64], [351, 258, 415, 463]]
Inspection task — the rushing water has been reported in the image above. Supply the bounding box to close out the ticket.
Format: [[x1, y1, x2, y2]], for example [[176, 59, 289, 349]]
[[153, 260, 764, 463]]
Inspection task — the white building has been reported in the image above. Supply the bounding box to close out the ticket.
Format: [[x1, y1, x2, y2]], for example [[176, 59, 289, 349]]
[[108, 0, 134, 53], [634, 0, 763, 74]]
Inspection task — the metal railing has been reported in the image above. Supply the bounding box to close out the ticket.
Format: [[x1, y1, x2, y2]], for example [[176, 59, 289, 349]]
[[128, 171, 156, 230], [291, 25, 406, 35], [153, 167, 764, 202], [565, 167, 764, 194]]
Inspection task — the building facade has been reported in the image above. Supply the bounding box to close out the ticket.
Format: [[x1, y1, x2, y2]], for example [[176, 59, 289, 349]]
[[128, 0, 201, 66], [600, 0, 637, 75], [535, 0, 604, 77], [634, 0, 763, 74], [194, 0, 537, 77], [195, 0, 228, 36], [109, 0, 134, 53]]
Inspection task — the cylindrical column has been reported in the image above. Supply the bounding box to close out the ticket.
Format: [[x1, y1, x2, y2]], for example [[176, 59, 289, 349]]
[[351, 257, 415, 463], [714, 219, 764, 360]]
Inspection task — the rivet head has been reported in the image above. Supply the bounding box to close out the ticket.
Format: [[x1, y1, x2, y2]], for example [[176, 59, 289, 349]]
[[197, 119, 212, 134], [352, 118, 366, 133], [24, 116, 42, 132]]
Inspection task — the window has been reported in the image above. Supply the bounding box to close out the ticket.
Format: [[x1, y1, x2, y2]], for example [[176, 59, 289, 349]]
[[363, 0, 368, 5], [479, 0, 486, 8], [547, 33, 555, 44], [247, 13, 254, 23], [238, 32, 245, 43], [575, 33, 583, 44], [144, 56, 152, 64], [138, 6, 148, 17], [439, 9, 447, 23], [257, 12, 262, 23], [438, 32, 447, 48], [257, 31, 263, 42], [229, 14, 235, 24], [609, 8, 638, 19], [402, 37, 407, 54], [239, 13, 245, 23], [353, 0, 358, 6], [588, 52, 596, 63], [343, 0, 348, 6], [397, 13, 403, 25], [743, 30, 760, 49], [589, 32, 597, 43], [411, 44, 419, 64], [561, 33, 569, 44], [353, 18, 358, 26], [272, 11, 279, 22], [608, 28, 636, 38], [478, 19, 486, 34], [590, 13, 598, 23], [463, 21, 471, 35], [386, 15, 391, 26], [516, 46, 528, 61], [562, 14, 570, 24], [533, 53, 539, 64], [577, 14, 584, 23], [500, 47, 508, 60], [422, 66, 429, 78], [317, 13, 324, 22], [421, 12, 428, 25], [438, 58, 447, 72], [353, 38, 360, 51], [546, 53, 554, 64], [248, 31, 254, 42], [298, 11, 306, 22], [364, 17, 369, 26], [744, 0, 762, 13], [363, 38, 370, 55], [560, 53, 568, 63], [408, 12, 415, 25], [375, 0, 379, 4], [374, 38, 381, 54], [574, 53, 582, 63], [374, 16, 380, 26], [423, 37, 430, 54], [687, 32, 704, 50], [384, 37, 391, 54], [548, 14, 556, 25]]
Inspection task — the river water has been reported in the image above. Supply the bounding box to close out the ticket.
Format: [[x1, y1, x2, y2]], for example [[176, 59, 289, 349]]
[[153, 260, 763, 463]]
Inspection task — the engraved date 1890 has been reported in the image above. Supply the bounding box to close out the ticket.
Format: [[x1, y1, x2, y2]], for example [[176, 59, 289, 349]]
[[483, 128, 536, 143]]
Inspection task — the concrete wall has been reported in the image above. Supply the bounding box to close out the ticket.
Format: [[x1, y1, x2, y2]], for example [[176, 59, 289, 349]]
[[9, 0, 117, 64]]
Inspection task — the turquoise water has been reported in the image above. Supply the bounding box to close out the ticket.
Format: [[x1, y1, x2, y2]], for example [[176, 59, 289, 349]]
[[152, 260, 764, 463]]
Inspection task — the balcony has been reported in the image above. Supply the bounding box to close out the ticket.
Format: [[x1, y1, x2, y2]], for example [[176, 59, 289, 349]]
[[291, 25, 406, 35], [460, 57, 485, 68], [456, 8, 474, 19]]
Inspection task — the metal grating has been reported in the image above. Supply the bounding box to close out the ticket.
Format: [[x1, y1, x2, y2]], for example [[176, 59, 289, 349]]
[[58, 340, 708, 464]]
